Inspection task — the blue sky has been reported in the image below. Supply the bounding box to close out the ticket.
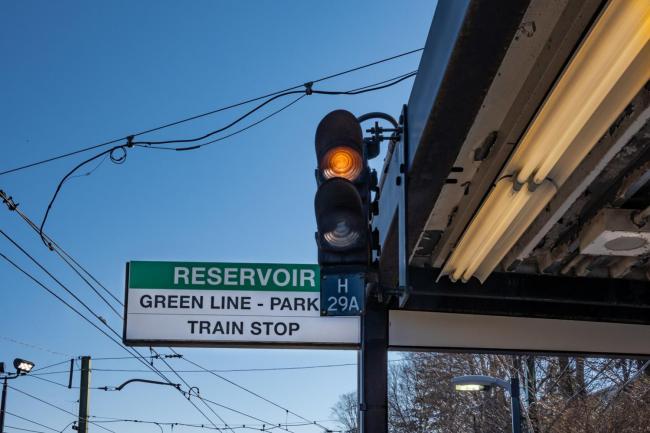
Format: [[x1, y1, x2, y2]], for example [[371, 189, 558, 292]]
[[0, 1, 436, 431]]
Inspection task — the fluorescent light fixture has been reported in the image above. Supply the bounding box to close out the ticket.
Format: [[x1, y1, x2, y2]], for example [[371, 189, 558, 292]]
[[442, 0, 650, 283], [455, 384, 488, 392]]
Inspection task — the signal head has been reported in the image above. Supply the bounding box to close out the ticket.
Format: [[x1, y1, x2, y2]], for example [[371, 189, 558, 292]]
[[315, 110, 365, 183], [315, 178, 369, 264]]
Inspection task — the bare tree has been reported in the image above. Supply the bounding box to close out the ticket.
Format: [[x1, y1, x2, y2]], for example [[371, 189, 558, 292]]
[[331, 353, 649, 433], [332, 391, 358, 433]]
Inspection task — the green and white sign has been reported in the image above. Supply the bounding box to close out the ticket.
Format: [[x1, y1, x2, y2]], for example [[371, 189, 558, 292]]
[[123, 261, 360, 348]]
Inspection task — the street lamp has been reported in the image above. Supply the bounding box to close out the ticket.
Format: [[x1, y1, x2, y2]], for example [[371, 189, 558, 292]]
[[1, 357, 36, 432], [13, 359, 35, 374], [452, 375, 521, 433]]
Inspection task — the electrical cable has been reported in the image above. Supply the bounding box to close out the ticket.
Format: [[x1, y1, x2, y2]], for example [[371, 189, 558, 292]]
[[142, 93, 307, 151], [176, 352, 330, 432], [1, 190, 123, 308], [37, 70, 417, 241], [2, 180, 376, 433], [0, 229, 119, 327], [146, 348, 229, 433], [8, 386, 116, 433], [0, 336, 74, 358], [28, 359, 72, 373], [5, 425, 51, 433], [0, 212, 305, 432], [0, 223, 360, 431], [133, 90, 304, 147], [143, 70, 415, 152], [0, 47, 422, 176], [135, 71, 416, 149], [0, 244, 219, 428], [5, 412, 64, 433], [26, 374, 78, 388], [0, 260, 342, 433], [66, 154, 109, 181], [192, 394, 299, 433], [29, 362, 358, 376]]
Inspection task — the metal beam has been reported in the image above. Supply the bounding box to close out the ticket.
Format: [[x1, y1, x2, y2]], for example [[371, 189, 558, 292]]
[[377, 0, 531, 286], [388, 310, 650, 356], [399, 267, 650, 324]]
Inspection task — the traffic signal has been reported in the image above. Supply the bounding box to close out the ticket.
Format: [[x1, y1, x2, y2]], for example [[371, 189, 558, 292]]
[[314, 110, 371, 267]]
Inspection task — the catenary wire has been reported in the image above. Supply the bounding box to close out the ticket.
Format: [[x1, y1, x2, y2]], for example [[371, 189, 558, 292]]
[[1, 190, 123, 307], [5, 425, 52, 433], [0, 229, 119, 328], [0, 255, 346, 433], [0, 244, 220, 428], [29, 362, 360, 376], [5, 412, 64, 433], [154, 352, 233, 433], [0, 335, 74, 357], [27, 359, 72, 373], [27, 374, 79, 388], [0, 234, 360, 433], [176, 351, 330, 432], [0, 47, 422, 176], [0, 200, 318, 432], [8, 386, 116, 433]]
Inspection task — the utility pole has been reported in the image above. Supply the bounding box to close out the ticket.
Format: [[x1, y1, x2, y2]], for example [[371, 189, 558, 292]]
[[78, 356, 91, 433], [1, 376, 8, 433], [510, 377, 522, 433]]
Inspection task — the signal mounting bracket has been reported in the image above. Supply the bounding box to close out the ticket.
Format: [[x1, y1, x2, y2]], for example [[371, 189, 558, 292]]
[[396, 105, 410, 307]]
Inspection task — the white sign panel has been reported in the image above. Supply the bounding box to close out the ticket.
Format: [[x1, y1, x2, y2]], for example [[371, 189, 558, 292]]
[[389, 310, 650, 356], [124, 261, 360, 348]]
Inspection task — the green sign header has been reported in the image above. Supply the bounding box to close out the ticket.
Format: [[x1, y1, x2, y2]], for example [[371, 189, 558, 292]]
[[128, 261, 320, 292]]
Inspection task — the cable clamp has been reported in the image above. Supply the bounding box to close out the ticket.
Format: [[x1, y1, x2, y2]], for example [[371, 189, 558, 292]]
[[0, 192, 19, 211], [304, 82, 313, 95], [126, 135, 134, 148]]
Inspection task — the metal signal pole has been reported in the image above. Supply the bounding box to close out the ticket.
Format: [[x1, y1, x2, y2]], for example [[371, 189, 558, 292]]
[[358, 297, 388, 433], [78, 356, 91, 433], [0, 376, 8, 432]]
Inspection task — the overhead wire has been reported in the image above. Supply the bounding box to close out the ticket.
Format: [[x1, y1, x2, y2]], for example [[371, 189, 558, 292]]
[[0, 71, 408, 431], [155, 352, 232, 433], [175, 351, 330, 432], [0, 189, 123, 309], [5, 425, 52, 433], [0, 47, 422, 176], [0, 240, 300, 433], [134, 71, 416, 150], [0, 229, 118, 327], [0, 202, 320, 432], [0, 219, 353, 432], [8, 386, 116, 433], [29, 362, 359, 376], [0, 246, 343, 433], [5, 412, 64, 433], [37, 69, 417, 241], [142, 93, 307, 151], [26, 374, 78, 388], [28, 359, 72, 373], [0, 241, 220, 428], [0, 335, 74, 358]]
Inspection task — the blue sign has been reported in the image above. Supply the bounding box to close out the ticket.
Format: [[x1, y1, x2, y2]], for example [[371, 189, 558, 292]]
[[320, 273, 365, 316]]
